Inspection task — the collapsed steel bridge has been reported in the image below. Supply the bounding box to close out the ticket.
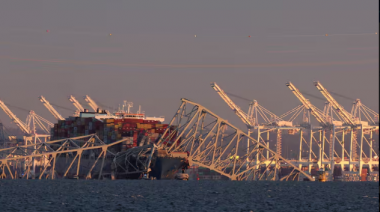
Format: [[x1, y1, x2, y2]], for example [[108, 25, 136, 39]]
[[0, 98, 314, 181]]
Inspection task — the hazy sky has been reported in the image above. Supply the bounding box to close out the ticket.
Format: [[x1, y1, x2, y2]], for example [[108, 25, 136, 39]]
[[0, 0, 378, 130]]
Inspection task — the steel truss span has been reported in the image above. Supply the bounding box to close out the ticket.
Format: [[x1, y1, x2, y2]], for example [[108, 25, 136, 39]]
[[0, 135, 128, 180], [157, 98, 314, 181]]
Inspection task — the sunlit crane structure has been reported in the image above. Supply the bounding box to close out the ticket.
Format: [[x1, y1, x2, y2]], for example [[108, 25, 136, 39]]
[[285, 82, 338, 173], [0, 100, 30, 134], [0, 100, 53, 175], [211, 82, 297, 170], [313, 81, 379, 177], [39, 96, 64, 121], [0, 100, 52, 139], [68, 95, 84, 115], [351, 99, 379, 126], [84, 95, 111, 115], [314, 81, 355, 126]]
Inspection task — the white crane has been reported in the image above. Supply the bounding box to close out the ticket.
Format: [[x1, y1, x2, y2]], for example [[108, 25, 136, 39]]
[[0, 100, 53, 176], [351, 99, 378, 126], [286, 82, 329, 127], [68, 95, 84, 113], [39, 96, 64, 121], [0, 100, 30, 134], [314, 81, 377, 175], [313, 81, 355, 126], [84, 95, 111, 115], [83, 95, 98, 112], [211, 82, 254, 127], [211, 82, 276, 162], [0, 100, 53, 135], [286, 82, 338, 171]]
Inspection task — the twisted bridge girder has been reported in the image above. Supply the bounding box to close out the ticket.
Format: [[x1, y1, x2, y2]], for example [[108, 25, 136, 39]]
[[0, 135, 127, 180], [157, 98, 314, 181]]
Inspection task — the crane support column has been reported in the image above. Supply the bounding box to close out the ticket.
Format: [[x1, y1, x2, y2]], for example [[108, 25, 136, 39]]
[[330, 125, 336, 180], [370, 130, 373, 162], [308, 127, 313, 173], [359, 125, 364, 178], [247, 128, 251, 160], [299, 130, 303, 170], [256, 127, 260, 167], [341, 130, 345, 171], [349, 129, 354, 171], [276, 129, 282, 156], [266, 131, 270, 159]]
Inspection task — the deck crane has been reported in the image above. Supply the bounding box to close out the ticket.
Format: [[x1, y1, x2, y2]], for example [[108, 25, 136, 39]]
[[0, 100, 30, 134], [39, 96, 64, 121], [83, 95, 111, 115], [68, 95, 84, 113], [313, 81, 355, 126]]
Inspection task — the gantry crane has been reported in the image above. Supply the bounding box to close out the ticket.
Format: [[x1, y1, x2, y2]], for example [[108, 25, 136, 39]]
[[0, 100, 30, 134], [314, 81, 377, 175], [0, 103, 53, 176], [313, 81, 355, 126], [68, 95, 84, 113], [39, 96, 64, 121], [211, 82, 283, 160], [211, 82, 254, 127], [0, 98, 53, 172], [84, 95, 111, 115], [351, 99, 379, 126], [286, 82, 329, 127], [286, 82, 336, 171], [83, 95, 98, 112]]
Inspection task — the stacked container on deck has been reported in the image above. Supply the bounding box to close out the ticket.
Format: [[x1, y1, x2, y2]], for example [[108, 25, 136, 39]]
[[51, 117, 172, 151]]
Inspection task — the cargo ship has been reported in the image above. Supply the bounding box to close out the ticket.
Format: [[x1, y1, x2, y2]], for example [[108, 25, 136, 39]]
[[50, 109, 188, 180]]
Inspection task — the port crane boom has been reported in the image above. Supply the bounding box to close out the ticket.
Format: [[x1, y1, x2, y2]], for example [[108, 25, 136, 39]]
[[286, 82, 328, 126], [68, 95, 84, 112], [313, 81, 355, 126], [84, 95, 111, 115], [84, 95, 98, 112], [0, 100, 30, 134], [39, 96, 64, 121], [211, 82, 254, 127]]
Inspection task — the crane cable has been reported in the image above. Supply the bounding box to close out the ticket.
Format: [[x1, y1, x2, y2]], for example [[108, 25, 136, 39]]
[[225, 90, 352, 103]]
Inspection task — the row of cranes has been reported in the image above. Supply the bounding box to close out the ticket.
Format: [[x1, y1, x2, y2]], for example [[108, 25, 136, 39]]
[[211, 81, 378, 180], [0, 95, 138, 147], [0, 94, 140, 177]]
